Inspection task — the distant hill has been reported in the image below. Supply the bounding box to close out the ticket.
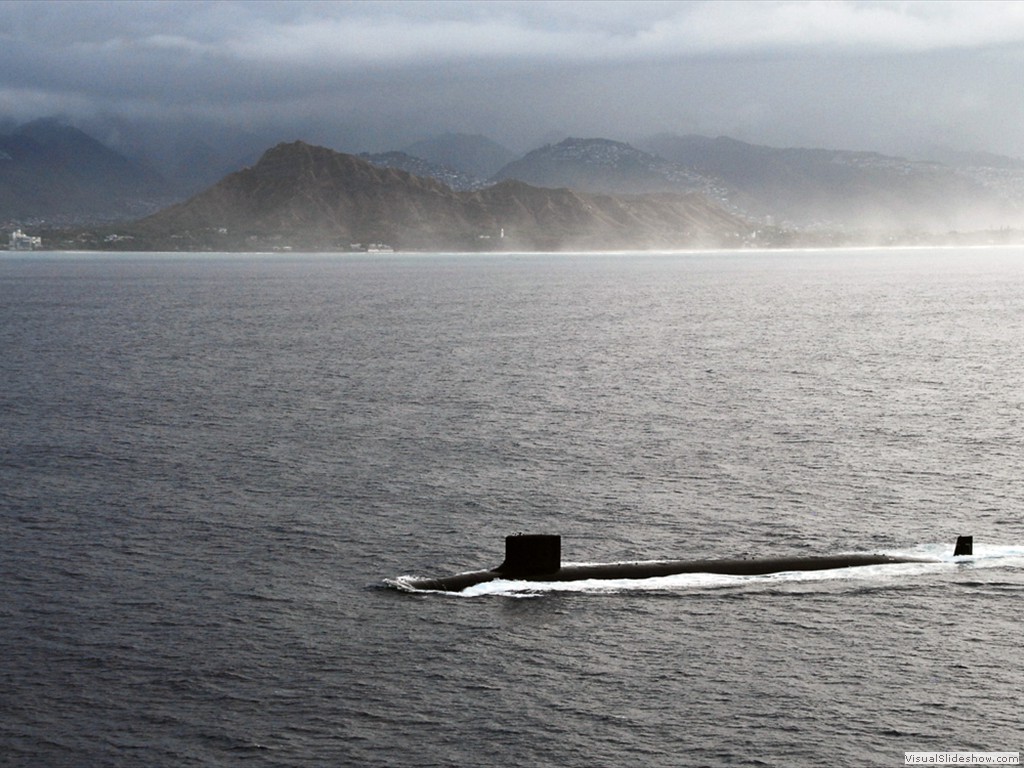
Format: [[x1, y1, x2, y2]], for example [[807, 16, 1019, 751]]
[[121, 141, 752, 251], [485, 133, 1024, 232], [158, 138, 262, 195], [638, 134, 1021, 230], [491, 137, 722, 199], [79, 114, 272, 195], [359, 150, 487, 191], [401, 133, 517, 179], [0, 119, 176, 225], [917, 147, 1024, 171]]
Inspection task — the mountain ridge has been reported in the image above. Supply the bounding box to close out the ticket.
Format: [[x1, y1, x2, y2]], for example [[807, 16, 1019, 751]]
[[0, 118, 176, 225], [401, 133, 516, 179], [359, 150, 486, 191], [637, 133, 1022, 230], [123, 140, 754, 251], [7, 115, 1024, 242], [492, 137, 707, 192]]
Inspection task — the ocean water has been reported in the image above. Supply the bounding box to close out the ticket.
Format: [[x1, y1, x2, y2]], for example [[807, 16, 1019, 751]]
[[2, 248, 1022, 767]]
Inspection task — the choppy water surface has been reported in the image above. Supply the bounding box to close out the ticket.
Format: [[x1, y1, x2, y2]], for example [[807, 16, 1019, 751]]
[[2, 248, 1023, 767]]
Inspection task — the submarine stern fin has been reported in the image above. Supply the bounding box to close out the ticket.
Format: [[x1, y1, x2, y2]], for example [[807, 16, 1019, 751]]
[[954, 535, 973, 556]]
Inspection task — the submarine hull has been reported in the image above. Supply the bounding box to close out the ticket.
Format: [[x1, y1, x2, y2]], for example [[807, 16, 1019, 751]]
[[401, 552, 938, 592]]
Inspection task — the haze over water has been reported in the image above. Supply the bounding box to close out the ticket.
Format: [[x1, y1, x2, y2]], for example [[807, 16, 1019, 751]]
[[2, 248, 1022, 766]]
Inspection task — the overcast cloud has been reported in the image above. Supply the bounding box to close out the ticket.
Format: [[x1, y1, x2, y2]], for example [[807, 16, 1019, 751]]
[[2, 0, 1024, 156]]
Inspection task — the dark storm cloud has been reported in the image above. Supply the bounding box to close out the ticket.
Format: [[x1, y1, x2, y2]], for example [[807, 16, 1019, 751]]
[[3, 0, 1024, 155]]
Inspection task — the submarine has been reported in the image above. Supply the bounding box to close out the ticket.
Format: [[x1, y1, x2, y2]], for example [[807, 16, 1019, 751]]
[[396, 533, 973, 592]]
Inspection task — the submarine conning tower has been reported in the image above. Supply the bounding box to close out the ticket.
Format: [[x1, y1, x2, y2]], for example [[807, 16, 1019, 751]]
[[954, 535, 972, 556], [496, 534, 561, 577]]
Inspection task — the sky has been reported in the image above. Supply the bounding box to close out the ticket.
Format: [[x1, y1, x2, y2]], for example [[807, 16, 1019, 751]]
[[2, 0, 1024, 157]]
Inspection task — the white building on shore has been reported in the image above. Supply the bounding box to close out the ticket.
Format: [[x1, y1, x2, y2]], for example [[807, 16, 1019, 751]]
[[8, 229, 42, 250]]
